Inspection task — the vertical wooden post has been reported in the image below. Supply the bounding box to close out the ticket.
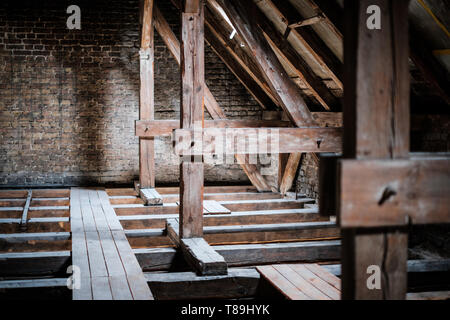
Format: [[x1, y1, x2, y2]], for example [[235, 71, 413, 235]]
[[341, 0, 410, 299], [139, 0, 155, 188], [179, 0, 205, 238]]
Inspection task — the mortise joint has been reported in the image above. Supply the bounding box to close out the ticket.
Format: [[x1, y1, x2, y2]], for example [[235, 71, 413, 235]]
[[378, 187, 397, 206]]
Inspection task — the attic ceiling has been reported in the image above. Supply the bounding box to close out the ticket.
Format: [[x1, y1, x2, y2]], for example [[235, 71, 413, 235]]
[[162, 0, 449, 112]]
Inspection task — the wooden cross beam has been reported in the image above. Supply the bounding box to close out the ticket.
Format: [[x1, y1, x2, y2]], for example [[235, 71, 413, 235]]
[[136, 112, 342, 137], [339, 156, 450, 228], [173, 127, 343, 155], [136, 119, 291, 137]]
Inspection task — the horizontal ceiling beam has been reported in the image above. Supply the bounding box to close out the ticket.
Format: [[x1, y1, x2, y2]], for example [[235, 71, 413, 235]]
[[339, 157, 450, 227], [173, 127, 342, 155]]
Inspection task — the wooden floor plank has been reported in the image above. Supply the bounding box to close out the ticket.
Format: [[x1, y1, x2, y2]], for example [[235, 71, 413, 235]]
[[304, 263, 341, 290], [257, 264, 342, 300], [85, 231, 109, 278], [203, 200, 231, 215], [109, 275, 133, 300], [97, 190, 123, 231], [70, 188, 92, 300], [91, 276, 113, 300], [70, 187, 152, 300], [289, 264, 340, 300], [111, 230, 154, 300], [256, 265, 310, 300], [274, 264, 331, 300]]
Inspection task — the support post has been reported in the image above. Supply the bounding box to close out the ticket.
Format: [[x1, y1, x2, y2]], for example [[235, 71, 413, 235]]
[[179, 0, 205, 238], [139, 0, 155, 189], [341, 0, 410, 300]]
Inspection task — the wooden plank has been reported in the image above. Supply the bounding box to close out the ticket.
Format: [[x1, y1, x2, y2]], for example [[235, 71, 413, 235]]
[[70, 188, 92, 300], [19, 190, 32, 230], [256, 265, 310, 300], [119, 207, 326, 229], [339, 158, 450, 227], [139, 188, 163, 206], [111, 230, 154, 300], [341, 0, 411, 300], [169, 191, 283, 203], [135, 240, 340, 271], [220, 198, 315, 211], [202, 221, 335, 234], [125, 221, 339, 246], [304, 263, 341, 291], [112, 198, 314, 216], [85, 231, 109, 279], [0, 232, 70, 243], [174, 127, 342, 155], [109, 275, 133, 300], [136, 119, 291, 137], [91, 277, 113, 300], [274, 264, 331, 300], [203, 200, 231, 214], [217, 0, 317, 127], [180, 237, 228, 275], [145, 268, 260, 300], [288, 264, 340, 300], [139, 0, 155, 188], [97, 190, 123, 231], [79, 189, 96, 233], [98, 230, 126, 278], [0, 190, 28, 199], [156, 185, 258, 194], [88, 189, 109, 233]]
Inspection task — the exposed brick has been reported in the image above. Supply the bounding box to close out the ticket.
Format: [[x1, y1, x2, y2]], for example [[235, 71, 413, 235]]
[[0, 0, 265, 187]]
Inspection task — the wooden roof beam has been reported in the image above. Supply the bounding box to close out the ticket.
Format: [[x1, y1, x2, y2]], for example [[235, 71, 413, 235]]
[[263, 0, 343, 89], [216, 0, 317, 127], [252, 4, 340, 111], [155, 3, 272, 192]]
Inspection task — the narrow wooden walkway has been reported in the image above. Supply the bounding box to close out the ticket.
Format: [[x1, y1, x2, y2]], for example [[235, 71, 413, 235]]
[[256, 263, 341, 300], [70, 188, 153, 300]]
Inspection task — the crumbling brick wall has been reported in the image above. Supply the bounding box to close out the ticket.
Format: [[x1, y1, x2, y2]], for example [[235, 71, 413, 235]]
[[0, 0, 265, 187]]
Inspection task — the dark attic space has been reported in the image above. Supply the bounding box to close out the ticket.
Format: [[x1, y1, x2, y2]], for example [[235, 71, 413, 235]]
[[0, 0, 449, 303]]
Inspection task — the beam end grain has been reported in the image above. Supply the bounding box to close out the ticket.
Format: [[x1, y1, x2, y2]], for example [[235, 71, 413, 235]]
[[181, 237, 228, 276]]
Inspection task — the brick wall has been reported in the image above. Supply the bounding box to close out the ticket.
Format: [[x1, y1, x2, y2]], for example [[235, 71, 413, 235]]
[[0, 0, 267, 187]]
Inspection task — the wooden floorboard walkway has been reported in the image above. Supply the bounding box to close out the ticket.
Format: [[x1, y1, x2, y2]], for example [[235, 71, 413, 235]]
[[70, 188, 153, 300], [256, 263, 341, 300]]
